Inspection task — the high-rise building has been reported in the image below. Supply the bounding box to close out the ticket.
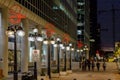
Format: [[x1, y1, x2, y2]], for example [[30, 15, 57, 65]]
[[77, 0, 85, 42], [77, 0, 90, 59], [77, 0, 90, 44], [15, 0, 77, 41], [77, 0, 100, 58], [89, 0, 101, 57]]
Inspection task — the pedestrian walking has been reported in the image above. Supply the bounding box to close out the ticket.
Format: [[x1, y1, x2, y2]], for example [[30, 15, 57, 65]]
[[84, 60, 87, 71], [79, 62, 82, 69], [91, 60, 95, 71], [82, 61, 85, 71], [103, 61, 106, 71], [87, 59, 91, 71], [96, 61, 100, 71]]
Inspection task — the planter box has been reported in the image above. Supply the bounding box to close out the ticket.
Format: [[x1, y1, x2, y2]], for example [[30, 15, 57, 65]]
[[66, 70, 72, 74], [51, 73, 59, 78], [59, 71, 67, 76]]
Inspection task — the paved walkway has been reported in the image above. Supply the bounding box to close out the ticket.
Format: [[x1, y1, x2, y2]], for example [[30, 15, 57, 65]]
[[60, 71, 120, 80], [2, 62, 120, 80], [59, 62, 120, 80]]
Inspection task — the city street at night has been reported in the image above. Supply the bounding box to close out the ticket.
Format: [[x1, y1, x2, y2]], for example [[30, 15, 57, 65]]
[[0, 0, 120, 80]]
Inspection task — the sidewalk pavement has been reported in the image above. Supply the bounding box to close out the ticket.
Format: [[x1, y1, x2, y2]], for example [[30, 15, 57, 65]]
[[59, 62, 120, 80], [2, 62, 120, 80], [60, 71, 120, 80]]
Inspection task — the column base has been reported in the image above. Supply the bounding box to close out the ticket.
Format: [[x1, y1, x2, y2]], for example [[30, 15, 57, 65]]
[[51, 73, 59, 78], [60, 71, 67, 76], [66, 70, 72, 74]]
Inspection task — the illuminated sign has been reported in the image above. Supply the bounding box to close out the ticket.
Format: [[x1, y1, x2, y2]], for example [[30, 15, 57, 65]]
[[32, 50, 40, 62]]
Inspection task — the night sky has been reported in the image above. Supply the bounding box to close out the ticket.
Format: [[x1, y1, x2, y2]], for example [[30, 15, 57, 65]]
[[97, 0, 120, 51]]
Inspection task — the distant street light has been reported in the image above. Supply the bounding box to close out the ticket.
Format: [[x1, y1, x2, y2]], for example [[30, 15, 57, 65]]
[[28, 28, 43, 80], [69, 43, 72, 70], [66, 45, 70, 70], [43, 38, 55, 79], [56, 38, 62, 73], [71, 47, 74, 69]]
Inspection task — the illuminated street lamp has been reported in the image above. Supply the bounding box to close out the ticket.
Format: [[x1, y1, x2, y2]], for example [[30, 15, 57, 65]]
[[84, 45, 89, 59], [61, 44, 67, 71], [77, 49, 80, 53], [6, 25, 25, 80], [80, 49, 83, 61], [61, 44, 66, 71], [71, 47, 74, 65], [80, 49, 83, 52], [69, 43, 72, 70], [43, 38, 55, 79], [56, 38, 62, 73], [66, 45, 70, 70], [71, 48, 74, 51], [28, 28, 43, 80]]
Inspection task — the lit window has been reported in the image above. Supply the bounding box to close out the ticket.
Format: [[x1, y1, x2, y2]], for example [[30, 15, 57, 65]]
[[53, 6, 58, 10], [77, 30, 82, 35], [77, 22, 84, 26], [78, 2, 85, 6]]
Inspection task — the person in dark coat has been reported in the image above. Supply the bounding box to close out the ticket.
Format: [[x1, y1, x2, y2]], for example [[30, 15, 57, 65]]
[[87, 59, 91, 71], [91, 60, 95, 71], [102, 61, 106, 71], [96, 61, 100, 71], [84, 60, 88, 71], [82, 61, 85, 71]]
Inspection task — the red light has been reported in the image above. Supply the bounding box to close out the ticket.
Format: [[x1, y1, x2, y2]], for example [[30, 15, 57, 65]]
[[9, 4, 26, 24], [77, 40, 83, 48]]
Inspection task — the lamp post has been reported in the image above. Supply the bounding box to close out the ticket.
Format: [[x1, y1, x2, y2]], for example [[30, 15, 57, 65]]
[[69, 43, 72, 70], [63, 45, 67, 71], [71, 48, 74, 69], [77, 49, 80, 61], [56, 38, 63, 73], [43, 38, 55, 79], [6, 25, 25, 80], [28, 28, 43, 80], [80, 49, 83, 62], [66, 45, 70, 70], [60, 44, 66, 71], [84, 45, 89, 59]]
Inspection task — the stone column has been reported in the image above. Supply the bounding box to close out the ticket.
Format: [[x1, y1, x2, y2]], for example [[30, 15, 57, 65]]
[[0, 7, 9, 77], [60, 48, 62, 59], [37, 26, 42, 74], [86, 50, 89, 59], [43, 44, 48, 68], [21, 19, 29, 72], [53, 47, 57, 62], [36, 42, 42, 74]]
